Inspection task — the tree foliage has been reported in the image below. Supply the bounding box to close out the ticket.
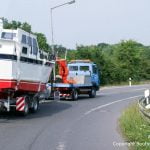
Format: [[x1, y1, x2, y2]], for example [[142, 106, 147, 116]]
[[68, 40, 150, 85], [34, 33, 50, 51], [1, 18, 150, 85], [2, 18, 31, 32]]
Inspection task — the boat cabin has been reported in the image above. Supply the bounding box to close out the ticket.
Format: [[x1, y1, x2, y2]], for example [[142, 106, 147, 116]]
[[0, 19, 49, 61]]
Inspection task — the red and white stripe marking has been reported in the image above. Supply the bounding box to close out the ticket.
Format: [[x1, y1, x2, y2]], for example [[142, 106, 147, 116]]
[[16, 97, 25, 111], [60, 94, 70, 97]]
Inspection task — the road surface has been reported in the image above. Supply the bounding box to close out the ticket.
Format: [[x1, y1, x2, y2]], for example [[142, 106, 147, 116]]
[[0, 84, 149, 150]]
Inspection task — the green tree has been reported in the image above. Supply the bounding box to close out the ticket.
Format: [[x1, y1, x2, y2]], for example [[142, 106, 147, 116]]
[[2, 18, 31, 32], [2, 18, 12, 29], [21, 22, 31, 33], [34, 33, 50, 52], [112, 40, 147, 81]]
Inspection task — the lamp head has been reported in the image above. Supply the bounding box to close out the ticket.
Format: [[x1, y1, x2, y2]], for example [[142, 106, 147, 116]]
[[68, 0, 75, 4]]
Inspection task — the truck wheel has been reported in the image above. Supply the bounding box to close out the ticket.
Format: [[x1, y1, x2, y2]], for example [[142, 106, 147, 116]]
[[89, 88, 96, 98], [30, 98, 39, 113], [72, 89, 78, 101]]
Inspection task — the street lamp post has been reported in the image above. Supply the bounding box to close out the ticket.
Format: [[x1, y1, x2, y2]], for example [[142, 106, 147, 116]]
[[50, 0, 75, 56], [50, 0, 75, 81]]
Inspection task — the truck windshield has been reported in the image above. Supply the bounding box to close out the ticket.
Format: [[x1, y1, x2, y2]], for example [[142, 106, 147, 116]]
[[80, 66, 89, 71], [1, 32, 16, 40], [69, 66, 78, 71]]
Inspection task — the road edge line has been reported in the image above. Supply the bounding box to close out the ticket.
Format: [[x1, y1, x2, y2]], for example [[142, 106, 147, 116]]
[[84, 95, 143, 115]]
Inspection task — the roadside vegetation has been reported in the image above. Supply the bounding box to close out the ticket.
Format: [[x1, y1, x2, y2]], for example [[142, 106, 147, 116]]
[[2, 18, 150, 85], [67, 42, 150, 85], [120, 103, 150, 150]]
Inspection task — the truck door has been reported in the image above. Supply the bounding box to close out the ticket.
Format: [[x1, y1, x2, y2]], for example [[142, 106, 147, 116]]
[[68, 65, 79, 77], [79, 65, 91, 76], [91, 65, 100, 88]]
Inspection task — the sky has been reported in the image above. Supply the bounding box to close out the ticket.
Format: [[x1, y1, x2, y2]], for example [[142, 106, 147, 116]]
[[0, 0, 150, 49]]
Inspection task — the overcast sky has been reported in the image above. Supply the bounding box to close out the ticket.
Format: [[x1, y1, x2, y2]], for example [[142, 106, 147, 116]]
[[0, 0, 150, 49]]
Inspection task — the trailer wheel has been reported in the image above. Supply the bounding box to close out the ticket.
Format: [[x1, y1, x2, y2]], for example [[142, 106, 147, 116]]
[[20, 97, 29, 116], [30, 98, 39, 113], [89, 88, 96, 98], [72, 89, 78, 101]]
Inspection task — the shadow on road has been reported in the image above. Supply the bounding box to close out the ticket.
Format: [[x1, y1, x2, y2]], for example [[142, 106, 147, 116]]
[[0, 95, 104, 121], [0, 101, 72, 121]]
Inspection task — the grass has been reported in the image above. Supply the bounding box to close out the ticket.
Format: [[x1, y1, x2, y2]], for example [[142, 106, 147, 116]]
[[119, 103, 150, 150]]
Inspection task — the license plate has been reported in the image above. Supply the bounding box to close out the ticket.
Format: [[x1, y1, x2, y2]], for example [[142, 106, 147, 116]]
[[54, 91, 60, 100]]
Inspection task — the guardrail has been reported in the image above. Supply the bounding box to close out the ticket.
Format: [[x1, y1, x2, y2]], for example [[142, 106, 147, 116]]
[[138, 89, 150, 121]]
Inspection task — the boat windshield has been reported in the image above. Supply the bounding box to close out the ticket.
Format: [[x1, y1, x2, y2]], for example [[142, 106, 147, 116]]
[[1, 32, 16, 40]]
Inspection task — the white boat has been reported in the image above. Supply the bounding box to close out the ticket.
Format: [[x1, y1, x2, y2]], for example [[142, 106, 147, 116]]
[[0, 19, 54, 95]]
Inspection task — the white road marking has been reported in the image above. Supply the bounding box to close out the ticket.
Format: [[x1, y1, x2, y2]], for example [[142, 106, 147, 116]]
[[39, 100, 53, 104], [55, 129, 71, 150], [56, 141, 66, 150], [84, 95, 143, 115]]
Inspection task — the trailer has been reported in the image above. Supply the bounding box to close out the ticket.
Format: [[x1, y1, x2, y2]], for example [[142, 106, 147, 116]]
[[51, 59, 100, 100], [0, 19, 54, 116]]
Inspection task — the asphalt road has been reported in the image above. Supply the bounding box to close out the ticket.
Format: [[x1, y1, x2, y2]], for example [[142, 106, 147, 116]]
[[0, 84, 150, 150]]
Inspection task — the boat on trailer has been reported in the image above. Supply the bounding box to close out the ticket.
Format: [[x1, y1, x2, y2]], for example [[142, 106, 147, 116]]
[[0, 19, 54, 115]]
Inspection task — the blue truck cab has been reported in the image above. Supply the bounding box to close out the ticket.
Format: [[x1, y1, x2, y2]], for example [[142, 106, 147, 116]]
[[68, 60, 100, 90]]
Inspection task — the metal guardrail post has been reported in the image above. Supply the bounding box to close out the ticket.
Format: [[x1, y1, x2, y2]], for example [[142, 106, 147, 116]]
[[138, 89, 150, 121]]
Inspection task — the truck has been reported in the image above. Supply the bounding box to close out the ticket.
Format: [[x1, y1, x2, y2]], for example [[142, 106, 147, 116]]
[[51, 59, 100, 100]]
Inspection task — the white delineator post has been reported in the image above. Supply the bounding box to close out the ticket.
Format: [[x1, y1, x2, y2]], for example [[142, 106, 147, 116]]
[[129, 78, 132, 87], [0, 18, 3, 34], [0, 18, 3, 29], [145, 89, 150, 105]]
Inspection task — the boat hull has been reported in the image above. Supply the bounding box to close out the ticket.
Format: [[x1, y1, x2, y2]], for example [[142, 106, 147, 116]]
[[0, 57, 53, 93], [0, 79, 46, 92]]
